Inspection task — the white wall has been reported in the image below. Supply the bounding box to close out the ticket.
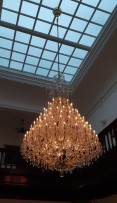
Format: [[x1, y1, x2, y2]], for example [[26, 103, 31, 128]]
[[88, 84, 117, 133]]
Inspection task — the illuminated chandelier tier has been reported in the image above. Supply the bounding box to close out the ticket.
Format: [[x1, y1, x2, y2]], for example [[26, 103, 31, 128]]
[[21, 97, 102, 174], [21, 8, 102, 176]]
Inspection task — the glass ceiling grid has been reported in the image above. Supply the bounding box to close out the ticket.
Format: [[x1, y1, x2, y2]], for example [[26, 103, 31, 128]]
[[46, 2, 73, 77], [47, 0, 88, 79], [60, 0, 99, 77], [34, 6, 57, 76], [46, 0, 68, 77], [21, 0, 43, 74], [1, 7, 103, 40], [59, 0, 82, 76], [8, 0, 24, 70], [78, 0, 102, 47], [0, 0, 117, 83], [2, 2, 107, 35], [71, 0, 116, 13]]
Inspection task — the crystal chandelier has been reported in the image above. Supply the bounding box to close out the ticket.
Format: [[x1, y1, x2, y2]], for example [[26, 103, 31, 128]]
[[21, 8, 102, 176]]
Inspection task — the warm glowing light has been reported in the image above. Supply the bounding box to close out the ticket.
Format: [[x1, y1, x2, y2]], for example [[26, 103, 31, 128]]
[[21, 7, 102, 176], [21, 96, 102, 175]]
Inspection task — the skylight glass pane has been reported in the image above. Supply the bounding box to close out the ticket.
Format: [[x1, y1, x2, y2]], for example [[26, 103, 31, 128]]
[[71, 18, 87, 32], [35, 21, 51, 34], [39, 7, 54, 22], [18, 15, 35, 29], [60, 45, 74, 56], [76, 4, 94, 20], [0, 58, 9, 67], [50, 26, 66, 38], [3, 0, 21, 12], [0, 26, 15, 39], [61, 0, 78, 15], [45, 40, 57, 51], [73, 48, 88, 59], [28, 46, 42, 57], [42, 50, 56, 60], [92, 10, 110, 25], [64, 74, 73, 82], [57, 54, 69, 64], [1, 9, 18, 24], [65, 31, 81, 43], [79, 35, 95, 47], [26, 56, 39, 66], [0, 38, 13, 49], [11, 52, 25, 62], [31, 36, 46, 48], [85, 23, 102, 37], [82, 0, 100, 7], [15, 31, 31, 44], [48, 70, 57, 78], [36, 68, 49, 76], [59, 14, 72, 27], [42, 0, 60, 8], [0, 48, 11, 58], [39, 59, 52, 69], [10, 61, 23, 70], [24, 64, 36, 73], [21, 1, 38, 17], [68, 58, 82, 67], [13, 42, 28, 53], [52, 63, 65, 72], [64, 66, 77, 75], [99, 0, 117, 12]]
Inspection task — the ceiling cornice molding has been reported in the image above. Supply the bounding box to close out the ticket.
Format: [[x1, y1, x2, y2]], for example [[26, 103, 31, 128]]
[[0, 102, 41, 113], [0, 66, 52, 88], [72, 8, 117, 90]]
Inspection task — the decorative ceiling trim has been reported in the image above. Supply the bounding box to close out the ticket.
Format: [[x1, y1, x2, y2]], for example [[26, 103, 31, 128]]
[[0, 66, 52, 88], [0, 102, 41, 114]]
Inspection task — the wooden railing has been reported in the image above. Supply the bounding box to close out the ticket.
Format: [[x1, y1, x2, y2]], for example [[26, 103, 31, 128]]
[[0, 118, 117, 170], [0, 145, 28, 170], [98, 118, 117, 152]]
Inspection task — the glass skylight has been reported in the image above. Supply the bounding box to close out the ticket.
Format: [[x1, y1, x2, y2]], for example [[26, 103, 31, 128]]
[[21, 1, 38, 17], [24, 64, 36, 73], [15, 31, 31, 44], [0, 38, 13, 49], [11, 52, 25, 62], [76, 4, 94, 20], [3, 0, 21, 12], [0, 58, 9, 67], [1, 9, 18, 24], [18, 15, 35, 29], [0, 0, 116, 84], [10, 61, 23, 70], [0, 26, 15, 39]]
